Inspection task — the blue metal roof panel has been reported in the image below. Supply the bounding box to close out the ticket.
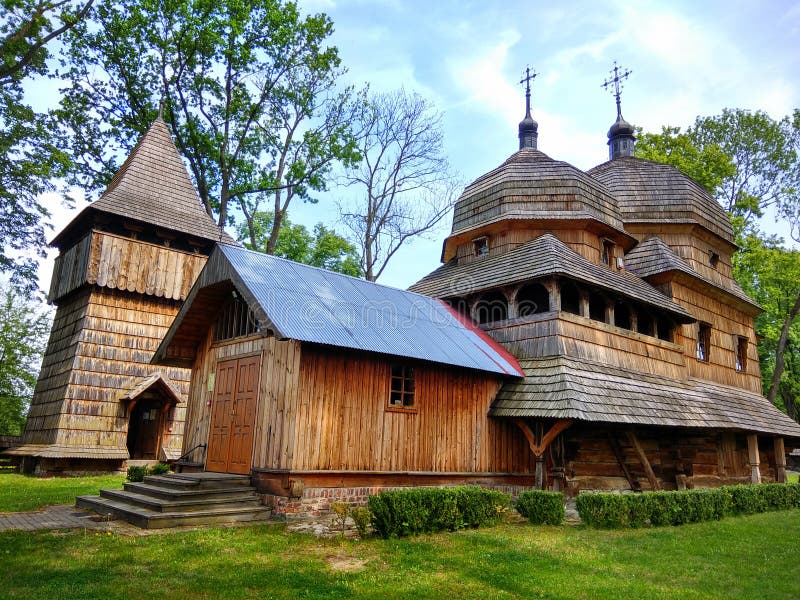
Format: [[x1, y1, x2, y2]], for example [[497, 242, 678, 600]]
[[218, 244, 521, 376]]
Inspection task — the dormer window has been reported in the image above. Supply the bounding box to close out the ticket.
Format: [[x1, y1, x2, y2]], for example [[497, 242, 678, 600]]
[[473, 236, 489, 257]]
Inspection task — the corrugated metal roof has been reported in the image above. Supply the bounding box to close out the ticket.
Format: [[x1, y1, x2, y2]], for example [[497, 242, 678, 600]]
[[216, 244, 523, 377]]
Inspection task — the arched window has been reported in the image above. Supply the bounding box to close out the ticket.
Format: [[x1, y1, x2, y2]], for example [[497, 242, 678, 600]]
[[614, 301, 632, 330], [560, 282, 581, 315], [517, 283, 550, 317], [475, 290, 508, 325]]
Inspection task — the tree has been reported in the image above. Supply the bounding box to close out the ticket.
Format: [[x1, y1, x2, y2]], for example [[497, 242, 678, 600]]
[[56, 0, 360, 247], [238, 212, 361, 276], [0, 287, 51, 435], [340, 90, 460, 281], [0, 0, 90, 290], [1, 0, 94, 86]]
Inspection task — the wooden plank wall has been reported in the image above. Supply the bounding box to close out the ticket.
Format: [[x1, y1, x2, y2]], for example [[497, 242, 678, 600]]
[[489, 312, 686, 380], [565, 425, 765, 491], [48, 232, 93, 302], [88, 231, 206, 301], [288, 348, 534, 474], [22, 287, 191, 454], [671, 281, 761, 392]]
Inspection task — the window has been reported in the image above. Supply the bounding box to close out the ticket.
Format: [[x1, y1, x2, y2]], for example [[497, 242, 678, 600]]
[[473, 237, 489, 257], [389, 365, 415, 409], [475, 290, 508, 325], [709, 252, 720, 268], [656, 316, 674, 342], [614, 302, 632, 330], [517, 283, 550, 317], [589, 294, 607, 322], [697, 323, 711, 362], [637, 311, 655, 336], [735, 336, 748, 372], [213, 291, 259, 341], [601, 240, 615, 267], [560, 282, 581, 315]]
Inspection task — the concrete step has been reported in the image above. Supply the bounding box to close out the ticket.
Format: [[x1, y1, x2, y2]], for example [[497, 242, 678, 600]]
[[99, 488, 262, 513], [76, 496, 271, 529], [123, 481, 257, 501], [143, 473, 252, 490]]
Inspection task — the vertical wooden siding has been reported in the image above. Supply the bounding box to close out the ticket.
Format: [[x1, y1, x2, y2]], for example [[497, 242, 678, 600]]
[[289, 348, 534, 474]]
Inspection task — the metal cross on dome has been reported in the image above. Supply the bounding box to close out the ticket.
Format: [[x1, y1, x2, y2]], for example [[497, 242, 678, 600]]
[[519, 66, 538, 115], [602, 61, 632, 119]]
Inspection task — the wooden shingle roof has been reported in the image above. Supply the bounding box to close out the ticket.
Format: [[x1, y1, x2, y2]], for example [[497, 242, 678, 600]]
[[450, 148, 628, 237], [409, 234, 694, 322], [588, 157, 734, 243], [624, 236, 759, 310], [52, 119, 236, 248], [491, 356, 800, 438]]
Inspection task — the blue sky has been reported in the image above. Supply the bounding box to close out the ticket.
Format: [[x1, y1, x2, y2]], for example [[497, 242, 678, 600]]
[[35, 0, 800, 292]]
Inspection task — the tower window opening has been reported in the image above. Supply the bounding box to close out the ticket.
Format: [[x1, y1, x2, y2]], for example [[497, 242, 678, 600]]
[[614, 302, 632, 330], [710, 252, 720, 268], [517, 283, 550, 317], [473, 237, 489, 257], [735, 336, 748, 372], [560, 282, 581, 316], [697, 323, 712, 362], [475, 290, 508, 325], [601, 240, 615, 266], [589, 294, 607, 322], [656, 316, 674, 342]]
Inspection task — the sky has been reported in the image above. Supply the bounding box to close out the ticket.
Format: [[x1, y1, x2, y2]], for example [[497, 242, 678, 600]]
[[33, 0, 800, 293]]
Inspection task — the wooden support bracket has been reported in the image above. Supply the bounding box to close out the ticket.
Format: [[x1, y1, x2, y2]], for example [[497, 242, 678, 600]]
[[747, 433, 761, 484], [608, 433, 640, 492], [514, 418, 574, 458], [626, 431, 660, 491]]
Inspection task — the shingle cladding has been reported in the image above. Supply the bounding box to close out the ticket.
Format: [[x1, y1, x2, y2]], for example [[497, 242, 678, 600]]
[[491, 356, 800, 438], [52, 119, 236, 247], [588, 156, 735, 243], [624, 236, 759, 309], [409, 233, 694, 321], [451, 148, 628, 236]]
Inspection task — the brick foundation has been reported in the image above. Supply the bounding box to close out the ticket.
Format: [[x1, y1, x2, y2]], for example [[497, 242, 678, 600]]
[[264, 483, 535, 520]]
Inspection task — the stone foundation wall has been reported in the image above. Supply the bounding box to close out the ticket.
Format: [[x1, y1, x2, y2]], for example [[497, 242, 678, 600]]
[[264, 483, 535, 520]]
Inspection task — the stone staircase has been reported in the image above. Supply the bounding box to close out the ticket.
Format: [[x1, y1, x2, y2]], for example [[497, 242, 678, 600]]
[[76, 472, 271, 529]]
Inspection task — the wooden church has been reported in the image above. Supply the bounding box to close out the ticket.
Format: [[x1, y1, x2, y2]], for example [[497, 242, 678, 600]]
[[5, 119, 235, 474], [140, 71, 800, 517]]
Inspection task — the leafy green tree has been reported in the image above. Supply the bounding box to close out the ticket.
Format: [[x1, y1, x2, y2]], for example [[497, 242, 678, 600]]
[[57, 0, 360, 250], [238, 212, 361, 277], [0, 287, 51, 435], [0, 0, 89, 290]]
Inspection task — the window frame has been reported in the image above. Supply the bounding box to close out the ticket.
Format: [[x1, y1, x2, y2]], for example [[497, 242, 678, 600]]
[[601, 239, 615, 267], [697, 322, 712, 362], [387, 364, 417, 413], [735, 336, 748, 372], [472, 236, 489, 257]]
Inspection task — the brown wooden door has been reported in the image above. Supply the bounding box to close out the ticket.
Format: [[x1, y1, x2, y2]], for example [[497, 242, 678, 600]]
[[127, 399, 163, 460], [206, 356, 260, 474]]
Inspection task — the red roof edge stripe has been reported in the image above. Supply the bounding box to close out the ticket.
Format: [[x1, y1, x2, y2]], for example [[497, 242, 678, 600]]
[[438, 300, 524, 377]]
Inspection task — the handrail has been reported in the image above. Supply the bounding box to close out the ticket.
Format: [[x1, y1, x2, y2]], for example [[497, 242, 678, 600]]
[[175, 443, 206, 464]]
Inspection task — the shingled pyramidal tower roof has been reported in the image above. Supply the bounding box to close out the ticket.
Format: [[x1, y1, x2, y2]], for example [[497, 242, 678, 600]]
[[52, 118, 236, 249]]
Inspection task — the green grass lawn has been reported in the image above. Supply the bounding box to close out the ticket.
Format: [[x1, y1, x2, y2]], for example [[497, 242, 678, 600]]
[[0, 471, 125, 512], [0, 511, 799, 599]]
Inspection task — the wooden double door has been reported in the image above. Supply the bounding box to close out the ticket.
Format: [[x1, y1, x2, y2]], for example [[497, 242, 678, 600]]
[[206, 356, 261, 474]]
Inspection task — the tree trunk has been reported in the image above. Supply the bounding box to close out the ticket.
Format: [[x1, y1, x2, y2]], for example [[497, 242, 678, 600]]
[[767, 291, 800, 405]]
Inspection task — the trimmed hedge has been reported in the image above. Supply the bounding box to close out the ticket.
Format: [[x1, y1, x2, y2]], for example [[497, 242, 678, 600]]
[[515, 490, 565, 525], [576, 483, 800, 528], [367, 486, 510, 538]]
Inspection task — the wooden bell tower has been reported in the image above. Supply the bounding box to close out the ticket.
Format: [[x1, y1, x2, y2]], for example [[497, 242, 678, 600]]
[[5, 119, 235, 474]]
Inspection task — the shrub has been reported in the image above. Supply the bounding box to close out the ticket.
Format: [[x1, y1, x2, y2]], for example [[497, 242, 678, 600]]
[[351, 507, 372, 538], [576, 483, 800, 529], [149, 463, 171, 475], [330, 502, 350, 535], [515, 490, 564, 525], [126, 466, 147, 482], [367, 486, 510, 538]]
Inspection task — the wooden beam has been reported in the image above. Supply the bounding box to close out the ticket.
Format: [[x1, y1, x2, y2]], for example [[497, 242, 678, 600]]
[[747, 433, 761, 484], [774, 437, 787, 483], [626, 431, 660, 491], [513, 418, 574, 458], [608, 433, 640, 492]]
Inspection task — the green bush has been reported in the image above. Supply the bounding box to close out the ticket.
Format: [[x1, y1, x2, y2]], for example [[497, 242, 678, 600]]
[[350, 507, 372, 538], [577, 483, 800, 529], [126, 466, 147, 482], [515, 490, 564, 525], [367, 486, 510, 538], [149, 463, 171, 475]]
